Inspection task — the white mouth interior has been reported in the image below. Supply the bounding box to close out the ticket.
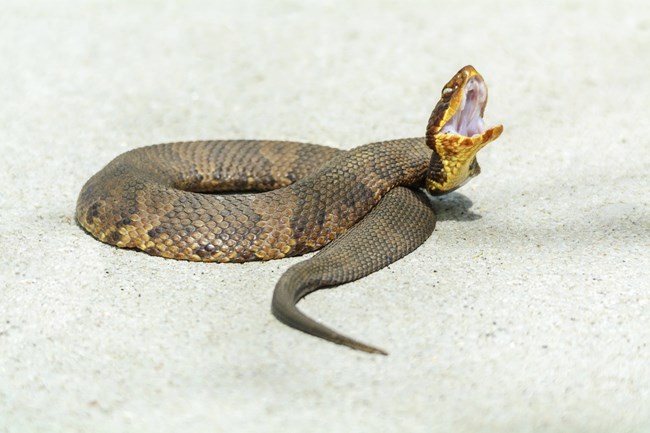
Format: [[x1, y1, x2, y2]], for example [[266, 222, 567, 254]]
[[440, 76, 488, 137]]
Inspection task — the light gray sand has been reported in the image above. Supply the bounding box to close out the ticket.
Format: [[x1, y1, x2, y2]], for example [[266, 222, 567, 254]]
[[1, 1, 649, 432]]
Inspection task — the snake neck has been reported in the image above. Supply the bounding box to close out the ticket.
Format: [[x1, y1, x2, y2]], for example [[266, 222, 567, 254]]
[[322, 137, 431, 193]]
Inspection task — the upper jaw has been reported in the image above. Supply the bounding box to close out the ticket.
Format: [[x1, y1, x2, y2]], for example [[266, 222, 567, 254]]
[[438, 68, 503, 152], [440, 75, 488, 138], [426, 65, 496, 141]]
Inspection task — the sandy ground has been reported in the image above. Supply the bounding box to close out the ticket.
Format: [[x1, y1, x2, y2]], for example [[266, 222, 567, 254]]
[[1, 1, 649, 432]]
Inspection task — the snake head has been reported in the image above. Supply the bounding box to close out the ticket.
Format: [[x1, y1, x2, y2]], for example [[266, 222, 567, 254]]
[[425, 65, 504, 195]]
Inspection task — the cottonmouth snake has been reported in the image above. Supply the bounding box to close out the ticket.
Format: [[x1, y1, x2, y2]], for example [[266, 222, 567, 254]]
[[76, 66, 503, 354]]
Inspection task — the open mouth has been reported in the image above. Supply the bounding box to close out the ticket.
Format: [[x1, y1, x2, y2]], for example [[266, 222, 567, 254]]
[[425, 65, 504, 195], [440, 75, 488, 137]]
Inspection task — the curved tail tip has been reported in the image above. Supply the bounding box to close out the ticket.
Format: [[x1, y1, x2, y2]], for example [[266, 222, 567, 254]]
[[365, 346, 389, 356], [344, 339, 389, 356], [271, 280, 389, 355]]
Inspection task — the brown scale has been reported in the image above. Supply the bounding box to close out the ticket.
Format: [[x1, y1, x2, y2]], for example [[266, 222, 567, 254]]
[[76, 65, 503, 354]]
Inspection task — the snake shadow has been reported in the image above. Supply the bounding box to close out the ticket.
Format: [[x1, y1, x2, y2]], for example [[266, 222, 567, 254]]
[[425, 191, 481, 222]]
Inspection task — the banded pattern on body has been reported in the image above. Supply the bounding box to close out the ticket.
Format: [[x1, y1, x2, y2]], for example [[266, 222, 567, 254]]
[[77, 139, 430, 263]]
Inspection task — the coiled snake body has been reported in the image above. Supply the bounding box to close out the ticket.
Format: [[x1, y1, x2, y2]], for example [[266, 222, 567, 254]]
[[76, 66, 503, 354]]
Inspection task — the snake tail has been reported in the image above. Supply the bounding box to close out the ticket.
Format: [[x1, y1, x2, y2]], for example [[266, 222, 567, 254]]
[[272, 186, 436, 354]]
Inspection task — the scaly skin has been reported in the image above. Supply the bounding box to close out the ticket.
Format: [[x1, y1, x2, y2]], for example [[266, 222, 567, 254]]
[[76, 65, 503, 354]]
